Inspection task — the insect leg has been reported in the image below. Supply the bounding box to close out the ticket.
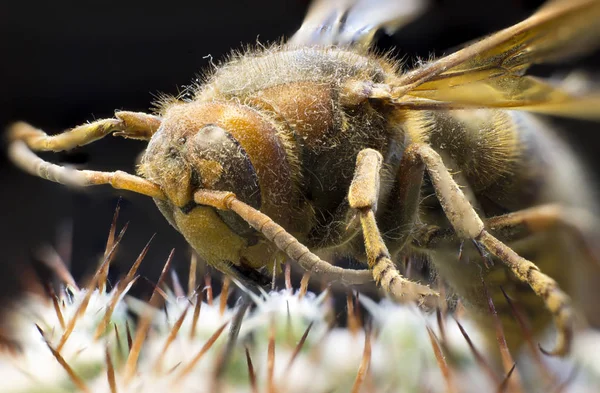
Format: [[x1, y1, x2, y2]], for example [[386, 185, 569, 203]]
[[413, 204, 600, 255], [485, 205, 600, 263], [348, 148, 439, 304], [193, 190, 373, 286], [404, 142, 573, 356]]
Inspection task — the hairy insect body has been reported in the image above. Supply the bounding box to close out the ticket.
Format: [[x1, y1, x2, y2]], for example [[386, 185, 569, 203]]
[[141, 48, 403, 275], [10, 0, 600, 359], [142, 46, 599, 352], [197, 47, 401, 246]]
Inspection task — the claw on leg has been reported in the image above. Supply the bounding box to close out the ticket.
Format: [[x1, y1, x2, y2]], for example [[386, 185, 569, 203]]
[[360, 208, 440, 306], [477, 230, 573, 356]]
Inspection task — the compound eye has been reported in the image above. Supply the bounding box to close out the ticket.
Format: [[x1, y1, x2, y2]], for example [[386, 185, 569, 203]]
[[190, 124, 261, 238]]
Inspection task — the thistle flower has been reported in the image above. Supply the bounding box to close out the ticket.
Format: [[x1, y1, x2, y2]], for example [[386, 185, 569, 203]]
[[1, 207, 599, 393]]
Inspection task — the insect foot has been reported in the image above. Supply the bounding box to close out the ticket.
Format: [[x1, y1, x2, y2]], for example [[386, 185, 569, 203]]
[[476, 230, 574, 357]]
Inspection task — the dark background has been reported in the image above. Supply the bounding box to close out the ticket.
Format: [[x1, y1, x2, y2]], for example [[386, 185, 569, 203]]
[[1, 0, 598, 304]]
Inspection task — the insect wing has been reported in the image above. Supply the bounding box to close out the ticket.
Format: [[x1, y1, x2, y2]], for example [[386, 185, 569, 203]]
[[288, 0, 428, 49], [396, 74, 600, 120], [390, 0, 600, 118]]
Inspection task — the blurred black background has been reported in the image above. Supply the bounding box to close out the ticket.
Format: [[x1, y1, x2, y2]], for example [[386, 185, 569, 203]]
[[1, 0, 599, 305]]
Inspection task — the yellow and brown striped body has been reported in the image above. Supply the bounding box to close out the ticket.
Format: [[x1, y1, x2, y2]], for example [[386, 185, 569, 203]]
[[137, 46, 600, 353]]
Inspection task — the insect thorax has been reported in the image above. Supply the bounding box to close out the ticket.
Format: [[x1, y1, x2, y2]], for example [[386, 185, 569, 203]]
[[184, 47, 408, 248]]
